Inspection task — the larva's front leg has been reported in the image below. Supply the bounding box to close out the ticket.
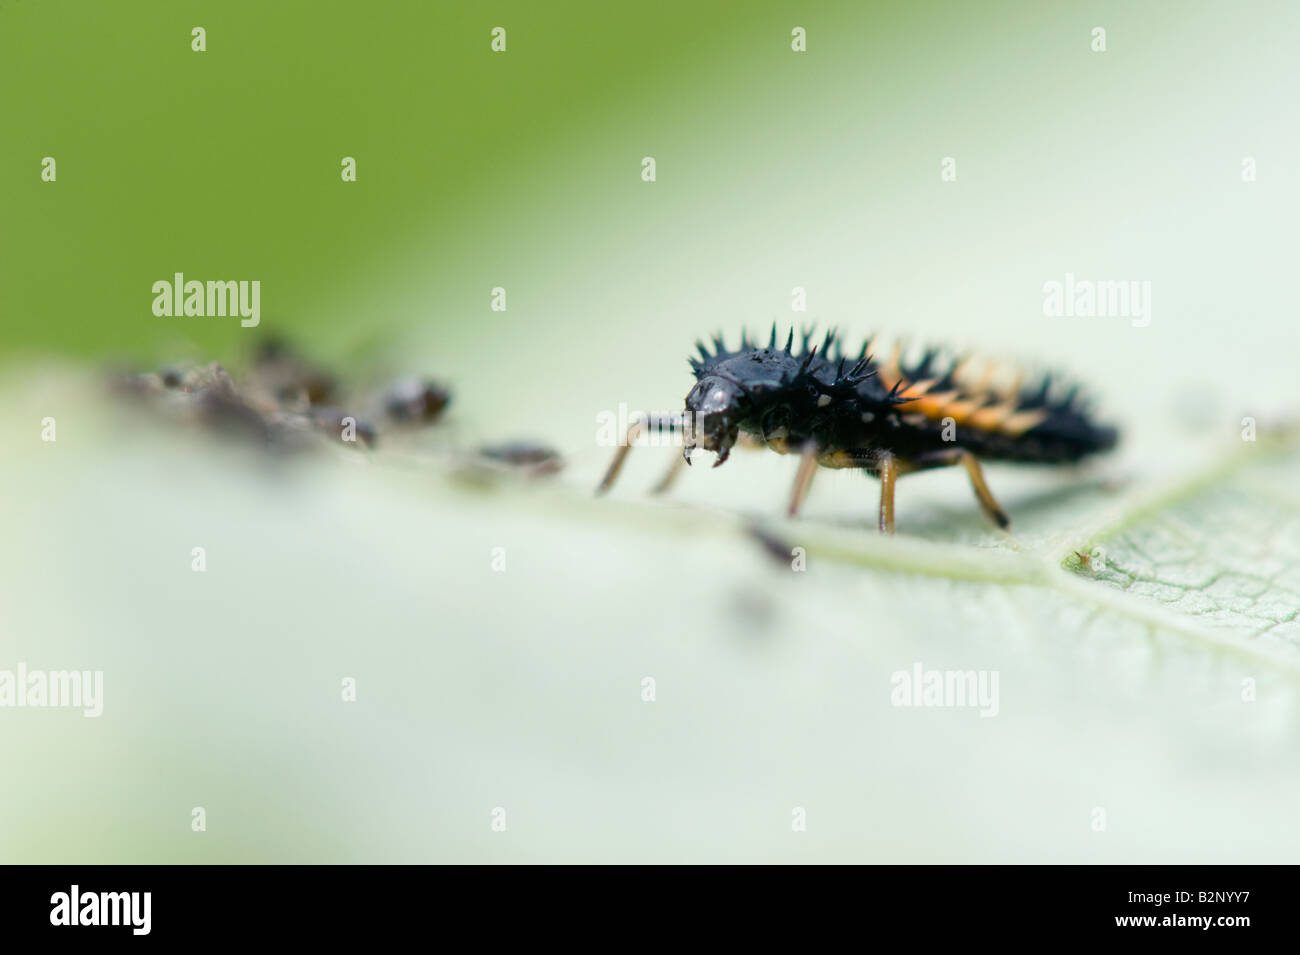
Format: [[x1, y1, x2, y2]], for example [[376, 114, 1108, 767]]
[[877, 451, 898, 534], [649, 453, 686, 495], [785, 445, 819, 518], [595, 416, 645, 495], [596, 413, 689, 496]]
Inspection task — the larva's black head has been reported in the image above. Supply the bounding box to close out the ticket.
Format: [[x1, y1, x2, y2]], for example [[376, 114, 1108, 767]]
[[684, 326, 840, 467], [683, 375, 748, 467]]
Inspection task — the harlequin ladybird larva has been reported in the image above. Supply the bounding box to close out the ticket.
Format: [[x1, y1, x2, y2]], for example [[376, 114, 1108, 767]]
[[597, 325, 1119, 533]]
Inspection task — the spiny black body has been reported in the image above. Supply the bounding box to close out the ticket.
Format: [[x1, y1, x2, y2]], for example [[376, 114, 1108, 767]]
[[596, 324, 1119, 532], [684, 325, 1118, 471]]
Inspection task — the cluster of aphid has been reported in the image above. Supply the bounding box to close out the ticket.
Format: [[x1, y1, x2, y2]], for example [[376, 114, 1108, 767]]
[[114, 340, 562, 477], [599, 325, 1118, 533]]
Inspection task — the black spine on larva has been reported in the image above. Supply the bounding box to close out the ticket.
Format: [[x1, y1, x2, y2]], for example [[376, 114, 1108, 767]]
[[688, 326, 910, 458], [1002, 372, 1119, 463]]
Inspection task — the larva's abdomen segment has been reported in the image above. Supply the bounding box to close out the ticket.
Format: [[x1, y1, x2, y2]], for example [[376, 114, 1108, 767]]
[[914, 411, 1118, 465], [882, 352, 1118, 465]]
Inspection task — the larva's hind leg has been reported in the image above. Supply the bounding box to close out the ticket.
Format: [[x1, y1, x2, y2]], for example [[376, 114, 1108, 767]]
[[906, 448, 1011, 530], [960, 453, 1011, 530]]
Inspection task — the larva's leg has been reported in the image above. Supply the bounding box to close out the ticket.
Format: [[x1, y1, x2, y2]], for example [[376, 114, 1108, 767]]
[[649, 453, 686, 495], [960, 453, 1010, 530], [597, 413, 688, 495], [877, 451, 898, 534], [786, 445, 819, 518], [595, 416, 645, 494], [655, 422, 767, 495], [907, 448, 1010, 530]]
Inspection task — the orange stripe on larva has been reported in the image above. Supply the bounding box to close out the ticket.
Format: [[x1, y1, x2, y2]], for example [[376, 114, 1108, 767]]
[[967, 403, 1016, 431], [938, 399, 981, 424], [999, 409, 1049, 436], [910, 391, 961, 418], [900, 378, 936, 399]]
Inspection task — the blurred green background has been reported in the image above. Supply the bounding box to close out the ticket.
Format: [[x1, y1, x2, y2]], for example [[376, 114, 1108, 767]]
[[5, 0, 1297, 441], [3, 1, 1300, 863]]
